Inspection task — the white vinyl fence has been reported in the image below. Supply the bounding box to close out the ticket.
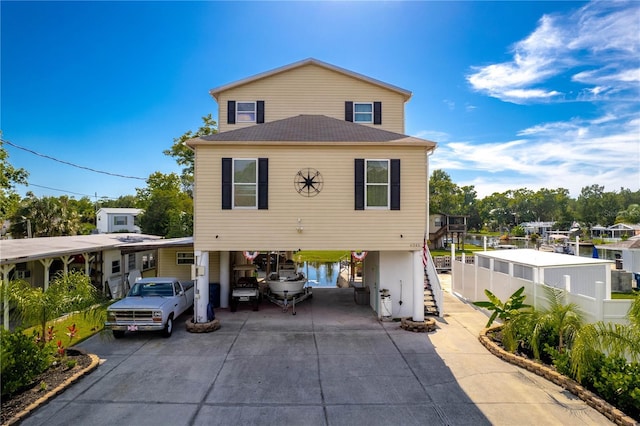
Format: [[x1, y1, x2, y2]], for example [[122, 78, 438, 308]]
[[452, 256, 632, 325]]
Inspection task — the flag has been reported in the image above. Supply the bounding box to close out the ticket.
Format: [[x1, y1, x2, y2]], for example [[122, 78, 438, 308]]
[[422, 233, 428, 269]]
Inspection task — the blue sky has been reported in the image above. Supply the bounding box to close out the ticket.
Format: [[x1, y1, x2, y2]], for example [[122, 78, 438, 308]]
[[2, 1, 639, 201]]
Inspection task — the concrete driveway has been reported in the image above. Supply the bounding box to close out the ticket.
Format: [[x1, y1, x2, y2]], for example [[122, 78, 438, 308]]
[[22, 286, 612, 426]]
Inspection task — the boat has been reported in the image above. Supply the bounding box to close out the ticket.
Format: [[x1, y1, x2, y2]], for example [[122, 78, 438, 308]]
[[539, 234, 574, 255], [266, 260, 307, 299], [539, 243, 574, 255]]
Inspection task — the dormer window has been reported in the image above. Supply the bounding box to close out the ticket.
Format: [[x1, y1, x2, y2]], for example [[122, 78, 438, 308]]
[[236, 102, 256, 123], [354, 103, 373, 123]]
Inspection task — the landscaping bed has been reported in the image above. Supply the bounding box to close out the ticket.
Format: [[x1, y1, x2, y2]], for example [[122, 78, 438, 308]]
[[480, 326, 638, 426], [1, 349, 98, 425]]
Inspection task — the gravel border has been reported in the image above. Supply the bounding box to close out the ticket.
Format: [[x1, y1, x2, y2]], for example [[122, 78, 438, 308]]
[[5, 352, 101, 426], [479, 325, 638, 426]]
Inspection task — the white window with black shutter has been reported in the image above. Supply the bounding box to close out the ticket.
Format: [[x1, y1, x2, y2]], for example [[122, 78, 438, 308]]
[[227, 100, 265, 124], [222, 158, 268, 210], [345, 101, 382, 125], [354, 158, 400, 210]]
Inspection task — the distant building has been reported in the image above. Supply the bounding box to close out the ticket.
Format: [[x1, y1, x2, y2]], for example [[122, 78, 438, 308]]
[[96, 208, 142, 234], [520, 221, 554, 236], [607, 223, 640, 240]]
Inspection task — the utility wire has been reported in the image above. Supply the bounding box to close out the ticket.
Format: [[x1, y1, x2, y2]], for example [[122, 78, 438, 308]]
[[1, 138, 146, 180], [19, 182, 117, 199]]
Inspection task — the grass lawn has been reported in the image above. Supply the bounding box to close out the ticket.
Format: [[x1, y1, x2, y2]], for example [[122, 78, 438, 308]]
[[611, 291, 639, 300], [294, 250, 351, 263], [431, 245, 489, 256], [22, 304, 108, 346]]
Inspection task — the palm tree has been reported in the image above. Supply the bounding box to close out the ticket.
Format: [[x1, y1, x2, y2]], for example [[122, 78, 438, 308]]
[[571, 297, 640, 382], [502, 286, 583, 360], [2, 271, 101, 344]]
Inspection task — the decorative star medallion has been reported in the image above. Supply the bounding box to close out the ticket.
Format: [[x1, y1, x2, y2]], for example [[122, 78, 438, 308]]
[[294, 168, 323, 197]]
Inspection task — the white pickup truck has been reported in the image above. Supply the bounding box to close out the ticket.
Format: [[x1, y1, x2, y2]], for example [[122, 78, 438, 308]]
[[105, 277, 195, 338]]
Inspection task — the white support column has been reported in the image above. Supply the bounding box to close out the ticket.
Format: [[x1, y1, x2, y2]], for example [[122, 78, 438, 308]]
[[594, 281, 605, 322], [83, 252, 95, 276], [39, 258, 54, 290], [61, 255, 74, 275], [412, 250, 424, 322], [563, 275, 571, 307], [194, 251, 210, 323], [2, 265, 15, 330], [220, 251, 230, 309]]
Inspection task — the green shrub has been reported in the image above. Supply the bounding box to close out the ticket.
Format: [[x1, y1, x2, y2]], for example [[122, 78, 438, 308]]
[[592, 356, 640, 418], [473, 286, 531, 328], [546, 345, 604, 390], [1, 328, 51, 397]]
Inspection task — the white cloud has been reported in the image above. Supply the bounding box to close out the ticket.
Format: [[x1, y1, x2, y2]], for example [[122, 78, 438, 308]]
[[413, 130, 450, 142], [450, 1, 640, 198], [466, 1, 640, 104], [432, 112, 640, 198]]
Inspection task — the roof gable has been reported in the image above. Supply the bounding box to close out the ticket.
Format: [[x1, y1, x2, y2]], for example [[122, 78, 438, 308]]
[[210, 58, 412, 102]]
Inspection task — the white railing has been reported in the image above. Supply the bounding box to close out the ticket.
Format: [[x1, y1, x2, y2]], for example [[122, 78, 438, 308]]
[[425, 248, 444, 317], [451, 258, 632, 325]]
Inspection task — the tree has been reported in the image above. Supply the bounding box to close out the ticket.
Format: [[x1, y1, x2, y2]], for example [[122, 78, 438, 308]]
[[505, 286, 584, 360], [97, 195, 138, 209], [68, 196, 97, 235], [429, 169, 461, 215], [616, 204, 640, 224], [478, 192, 511, 232], [571, 297, 640, 382], [0, 139, 29, 222], [136, 172, 192, 237], [163, 114, 217, 196], [9, 194, 82, 238], [1, 271, 100, 344]]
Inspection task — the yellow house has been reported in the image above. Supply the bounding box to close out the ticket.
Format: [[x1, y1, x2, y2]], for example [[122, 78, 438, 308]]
[[187, 58, 437, 322]]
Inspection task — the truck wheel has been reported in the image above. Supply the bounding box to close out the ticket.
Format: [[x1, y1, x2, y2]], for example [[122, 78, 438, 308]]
[[230, 298, 237, 312], [113, 330, 125, 339], [162, 315, 173, 338]]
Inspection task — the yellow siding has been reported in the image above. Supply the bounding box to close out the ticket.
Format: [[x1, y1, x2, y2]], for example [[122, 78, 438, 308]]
[[157, 248, 193, 282], [217, 64, 406, 134], [193, 144, 427, 252], [156, 249, 220, 282]]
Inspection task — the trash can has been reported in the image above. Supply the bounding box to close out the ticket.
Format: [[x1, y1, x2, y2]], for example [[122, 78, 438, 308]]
[[354, 286, 370, 305], [209, 283, 221, 308]]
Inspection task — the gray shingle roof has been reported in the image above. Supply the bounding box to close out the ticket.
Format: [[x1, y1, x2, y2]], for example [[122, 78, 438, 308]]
[[198, 115, 431, 143]]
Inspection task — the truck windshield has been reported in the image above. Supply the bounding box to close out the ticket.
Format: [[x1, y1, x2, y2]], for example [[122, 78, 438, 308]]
[[128, 282, 174, 297]]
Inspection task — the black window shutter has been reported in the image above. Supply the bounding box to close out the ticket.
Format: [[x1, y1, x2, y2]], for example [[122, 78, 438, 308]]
[[222, 158, 232, 209], [227, 101, 236, 124], [258, 158, 268, 209], [390, 159, 400, 210], [345, 101, 353, 122], [374, 102, 382, 125], [354, 159, 364, 210], [257, 101, 265, 124]]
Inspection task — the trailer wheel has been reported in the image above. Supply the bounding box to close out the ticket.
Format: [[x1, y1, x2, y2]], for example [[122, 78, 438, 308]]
[[112, 330, 125, 339]]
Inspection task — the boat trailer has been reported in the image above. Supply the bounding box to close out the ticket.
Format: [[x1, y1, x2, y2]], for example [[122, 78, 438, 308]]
[[264, 286, 312, 315]]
